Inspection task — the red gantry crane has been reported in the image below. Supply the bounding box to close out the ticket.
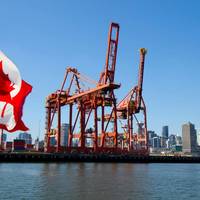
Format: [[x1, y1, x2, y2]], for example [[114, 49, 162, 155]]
[[45, 23, 120, 153], [117, 48, 148, 154]]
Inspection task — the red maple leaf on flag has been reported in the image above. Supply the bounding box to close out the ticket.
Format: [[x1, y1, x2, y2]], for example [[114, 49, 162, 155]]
[[0, 61, 14, 95]]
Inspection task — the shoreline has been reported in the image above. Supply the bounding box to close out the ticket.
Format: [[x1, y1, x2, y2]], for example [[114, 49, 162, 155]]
[[0, 152, 200, 163]]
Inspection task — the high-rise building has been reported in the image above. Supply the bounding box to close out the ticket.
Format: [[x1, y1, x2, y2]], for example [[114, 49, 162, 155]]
[[0, 133, 7, 149], [161, 126, 169, 148], [196, 131, 200, 146], [148, 131, 156, 139], [175, 135, 182, 145], [60, 123, 70, 147], [182, 122, 197, 153], [152, 136, 161, 149], [17, 132, 32, 145], [1, 133, 7, 143], [162, 126, 169, 139], [161, 137, 167, 148], [148, 131, 156, 147], [169, 134, 176, 146]]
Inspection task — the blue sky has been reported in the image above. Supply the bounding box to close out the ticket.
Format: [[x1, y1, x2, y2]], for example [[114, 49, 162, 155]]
[[1, 0, 200, 140]]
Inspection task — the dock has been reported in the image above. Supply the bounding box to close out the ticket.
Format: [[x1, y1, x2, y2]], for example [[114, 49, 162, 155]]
[[0, 153, 200, 163]]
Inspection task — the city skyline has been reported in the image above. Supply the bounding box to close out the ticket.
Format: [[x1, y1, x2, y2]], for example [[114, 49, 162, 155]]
[[1, 0, 200, 140], [4, 122, 199, 142]]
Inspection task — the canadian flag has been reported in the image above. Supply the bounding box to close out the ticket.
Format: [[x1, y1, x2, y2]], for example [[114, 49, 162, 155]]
[[0, 51, 32, 132]]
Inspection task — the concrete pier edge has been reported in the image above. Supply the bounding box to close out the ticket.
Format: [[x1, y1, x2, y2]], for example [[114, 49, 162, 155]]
[[0, 153, 200, 163]]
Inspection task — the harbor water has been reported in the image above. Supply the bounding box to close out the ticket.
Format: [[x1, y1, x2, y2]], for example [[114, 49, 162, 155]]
[[0, 163, 200, 200]]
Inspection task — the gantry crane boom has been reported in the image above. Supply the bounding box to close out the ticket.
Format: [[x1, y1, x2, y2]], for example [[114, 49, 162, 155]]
[[136, 48, 147, 112], [117, 48, 147, 114], [99, 23, 119, 85]]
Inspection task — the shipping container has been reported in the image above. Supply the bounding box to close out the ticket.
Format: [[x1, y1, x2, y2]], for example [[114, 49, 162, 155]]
[[26, 144, 34, 150], [13, 146, 25, 151], [13, 139, 25, 151]]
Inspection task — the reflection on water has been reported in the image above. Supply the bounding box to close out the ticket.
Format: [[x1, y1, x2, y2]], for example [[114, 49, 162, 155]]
[[0, 163, 200, 200]]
